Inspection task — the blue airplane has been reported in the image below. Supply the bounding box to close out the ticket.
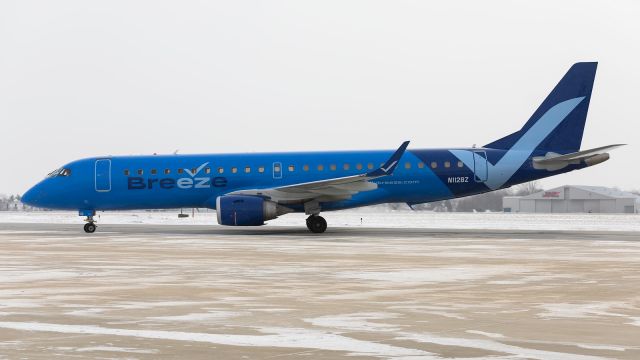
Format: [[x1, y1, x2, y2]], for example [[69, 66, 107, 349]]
[[22, 62, 623, 233]]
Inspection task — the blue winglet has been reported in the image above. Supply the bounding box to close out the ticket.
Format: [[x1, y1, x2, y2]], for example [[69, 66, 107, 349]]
[[367, 141, 410, 177]]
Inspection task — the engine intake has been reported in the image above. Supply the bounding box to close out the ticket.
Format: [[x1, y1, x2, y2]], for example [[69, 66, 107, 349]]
[[216, 195, 289, 226]]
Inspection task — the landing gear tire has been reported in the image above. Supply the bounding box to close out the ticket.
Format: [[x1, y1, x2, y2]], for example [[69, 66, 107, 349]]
[[306, 215, 327, 233], [84, 222, 96, 233]]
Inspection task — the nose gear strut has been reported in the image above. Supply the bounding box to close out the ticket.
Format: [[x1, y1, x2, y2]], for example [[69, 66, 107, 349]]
[[80, 210, 97, 233]]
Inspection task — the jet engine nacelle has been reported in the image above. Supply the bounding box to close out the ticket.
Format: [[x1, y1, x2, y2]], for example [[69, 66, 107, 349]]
[[216, 195, 286, 226]]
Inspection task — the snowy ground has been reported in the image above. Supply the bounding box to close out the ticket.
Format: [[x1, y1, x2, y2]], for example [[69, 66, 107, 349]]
[[0, 223, 639, 359], [1, 209, 639, 232]]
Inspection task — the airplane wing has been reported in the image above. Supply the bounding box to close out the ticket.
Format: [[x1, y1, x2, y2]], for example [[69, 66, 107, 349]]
[[533, 144, 625, 170], [226, 141, 410, 204]]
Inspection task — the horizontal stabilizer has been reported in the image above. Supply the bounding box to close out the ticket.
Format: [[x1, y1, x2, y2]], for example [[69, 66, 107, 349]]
[[533, 144, 625, 171]]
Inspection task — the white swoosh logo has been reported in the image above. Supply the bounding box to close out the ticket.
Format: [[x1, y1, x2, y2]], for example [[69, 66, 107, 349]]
[[184, 162, 209, 177], [450, 97, 585, 190], [381, 161, 397, 173]]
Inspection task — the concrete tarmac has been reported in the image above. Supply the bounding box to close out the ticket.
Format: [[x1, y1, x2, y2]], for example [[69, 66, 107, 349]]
[[0, 223, 639, 359]]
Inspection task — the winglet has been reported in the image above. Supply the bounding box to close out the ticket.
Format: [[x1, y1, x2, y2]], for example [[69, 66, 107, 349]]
[[367, 141, 410, 177]]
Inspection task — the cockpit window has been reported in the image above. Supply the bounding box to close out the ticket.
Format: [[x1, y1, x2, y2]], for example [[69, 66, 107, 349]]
[[47, 167, 71, 177], [47, 169, 60, 177]]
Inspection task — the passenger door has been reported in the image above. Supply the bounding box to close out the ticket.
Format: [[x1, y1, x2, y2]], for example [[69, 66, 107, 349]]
[[473, 150, 488, 182], [95, 159, 112, 192]]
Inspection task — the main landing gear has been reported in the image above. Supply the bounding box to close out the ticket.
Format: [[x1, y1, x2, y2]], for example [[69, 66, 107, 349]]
[[306, 215, 327, 233]]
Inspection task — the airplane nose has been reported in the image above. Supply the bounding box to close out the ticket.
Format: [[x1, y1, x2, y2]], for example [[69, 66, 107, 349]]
[[21, 184, 41, 207]]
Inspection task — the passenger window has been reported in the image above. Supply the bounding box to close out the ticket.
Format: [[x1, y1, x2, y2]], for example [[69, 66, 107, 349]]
[[431, 162, 437, 169], [258, 166, 265, 173], [444, 161, 451, 168], [124, 169, 130, 176], [137, 169, 143, 175], [245, 166, 251, 173], [288, 165, 295, 172], [218, 167, 224, 174], [367, 163, 374, 170], [317, 164, 324, 171], [457, 161, 464, 168], [303, 164, 309, 171], [151, 169, 157, 175], [205, 167, 211, 174], [356, 163, 363, 170], [231, 167, 238, 174], [164, 169, 171, 175], [330, 164, 337, 171], [418, 162, 425, 169], [191, 168, 197, 174], [343, 164, 350, 170], [177, 169, 184, 174], [274, 165, 281, 172], [404, 162, 411, 169]]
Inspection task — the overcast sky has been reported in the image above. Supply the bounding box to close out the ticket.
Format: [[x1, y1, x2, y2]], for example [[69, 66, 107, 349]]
[[1, 0, 638, 195]]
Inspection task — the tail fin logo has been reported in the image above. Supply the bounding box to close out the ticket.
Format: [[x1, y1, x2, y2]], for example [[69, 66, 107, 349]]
[[450, 96, 585, 190]]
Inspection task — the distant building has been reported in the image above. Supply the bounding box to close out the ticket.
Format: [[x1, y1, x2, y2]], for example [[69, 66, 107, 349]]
[[503, 185, 639, 214]]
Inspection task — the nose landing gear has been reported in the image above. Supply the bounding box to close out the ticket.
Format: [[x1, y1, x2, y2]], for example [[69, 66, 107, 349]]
[[80, 210, 97, 233], [306, 215, 327, 233], [83, 222, 96, 233]]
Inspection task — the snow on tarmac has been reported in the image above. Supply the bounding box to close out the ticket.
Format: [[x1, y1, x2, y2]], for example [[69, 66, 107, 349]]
[[304, 312, 402, 332], [2, 210, 639, 231], [148, 311, 244, 322], [0, 321, 431, 358], [397, 332, 610, 360], [536, 302, 633, 319], [0, 321, 621, 360], [337, 266, 525, 284], [0, 219, 639, 359]]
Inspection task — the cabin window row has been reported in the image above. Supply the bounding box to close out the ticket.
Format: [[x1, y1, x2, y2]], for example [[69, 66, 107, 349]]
[[122, 161, 464, 176], [406, 160, 464, 169], [122, 167, 254, 176]]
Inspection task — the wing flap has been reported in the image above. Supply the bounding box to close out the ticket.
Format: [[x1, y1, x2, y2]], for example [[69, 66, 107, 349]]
[[330, 181, 378, 192], [309, 188, 358, 196]]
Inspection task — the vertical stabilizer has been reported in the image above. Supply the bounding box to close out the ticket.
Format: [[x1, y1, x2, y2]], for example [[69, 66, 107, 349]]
[[485, 62, 597, 154]]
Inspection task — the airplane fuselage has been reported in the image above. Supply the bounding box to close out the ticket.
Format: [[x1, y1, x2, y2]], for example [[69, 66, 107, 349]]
[[25, 147, 586, 213]]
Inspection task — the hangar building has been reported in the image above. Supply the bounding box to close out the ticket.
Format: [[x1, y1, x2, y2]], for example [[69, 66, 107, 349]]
[[503, 185, 639, 214]]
